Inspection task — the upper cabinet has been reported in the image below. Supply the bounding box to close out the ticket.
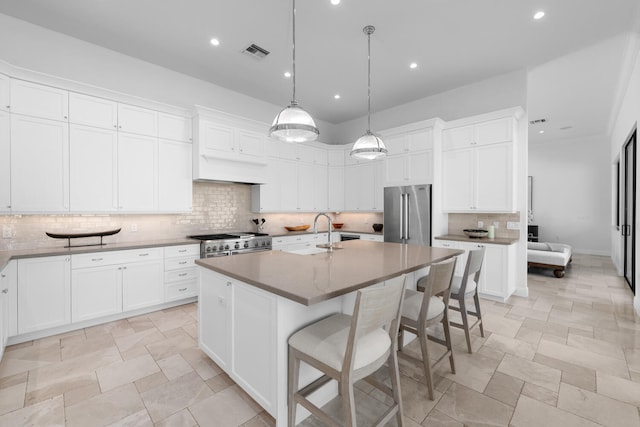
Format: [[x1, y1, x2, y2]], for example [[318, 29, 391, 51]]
[[158, 112, 192, 143], [441, 116, 517, 212], [69, 92, 118, 130], [383, 126, 434, 186], [10, 79, 68, 122], [0, 111, 10, 213], [117, 103, 157, 136], [0, 74, 9, 112], [193, 107, 267, 184]]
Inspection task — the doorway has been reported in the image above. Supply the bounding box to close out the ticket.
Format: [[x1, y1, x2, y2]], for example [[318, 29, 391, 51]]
[[623, 129, 636, 294]]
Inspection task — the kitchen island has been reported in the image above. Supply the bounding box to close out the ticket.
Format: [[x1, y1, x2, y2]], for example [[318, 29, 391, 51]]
[[195, 240, 462, 426]]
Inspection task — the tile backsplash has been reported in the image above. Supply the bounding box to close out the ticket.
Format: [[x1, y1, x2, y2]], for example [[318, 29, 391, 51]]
[[447, 212, 521, 239], [0, 182, 382, 251]]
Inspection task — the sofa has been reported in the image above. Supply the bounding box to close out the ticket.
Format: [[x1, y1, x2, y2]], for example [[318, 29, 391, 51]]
[[527, 242, 572, 278]]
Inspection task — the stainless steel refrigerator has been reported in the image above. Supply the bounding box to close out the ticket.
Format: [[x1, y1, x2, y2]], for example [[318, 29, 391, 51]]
[[383, 184, 431, 245]]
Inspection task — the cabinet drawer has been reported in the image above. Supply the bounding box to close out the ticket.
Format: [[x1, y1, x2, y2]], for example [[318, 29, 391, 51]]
[[72, 251, 126, 269], [122, 247, 163, 262], [165, 279, 198, 302], [164, 244, 200, 258], [165, 256, 198, 271], [165, 268, 198, 283]]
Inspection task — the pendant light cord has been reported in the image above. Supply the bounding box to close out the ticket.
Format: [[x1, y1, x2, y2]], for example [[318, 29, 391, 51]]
[[292, 0, 297, 103], [367, 28, 371, 132]]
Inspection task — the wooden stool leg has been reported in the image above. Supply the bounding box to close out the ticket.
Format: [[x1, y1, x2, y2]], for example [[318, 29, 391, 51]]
[[288, 347, 300, 427], [473, 292, 485, 337], [388, 350, 405, 427], [442, 311, 456, 374], [419, 329, 435, 400], [341, 376, 357, 427], [459, 297, 473, 353]]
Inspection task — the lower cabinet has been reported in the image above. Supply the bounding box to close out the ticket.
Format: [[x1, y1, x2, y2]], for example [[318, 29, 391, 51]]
[[17, 256, 71, 334], [164, 244, 199, 302], [433, 239, 516, 301], [72, 264, 122, 322], [199, 269, 276, 412], [0, 260, 17, 360], [122, 259, 164, 311]]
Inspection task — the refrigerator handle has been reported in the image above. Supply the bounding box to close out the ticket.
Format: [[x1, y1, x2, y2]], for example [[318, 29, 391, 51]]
[[399, 193, 405, 240], [405, 193, 410, 240]]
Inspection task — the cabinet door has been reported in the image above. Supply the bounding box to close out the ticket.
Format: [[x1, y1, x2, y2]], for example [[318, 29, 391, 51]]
[[10, 79, 68, 121], [327, 149, 344, 167], [68, 93, 118, 130], [70, 124, 118, 212], [158, 139, 192, 212], [17, 256, 71, 334], [199, 270, 231, 369], [297, 164, 314, 211], [407, 128, 433, 152], [279, 159, 298, 211], [385, 155, 406, 185], [118, 133, 157, 211], [313, 164, 328, 211], [1, 261, 17, 339], [327, 166, 344, 212], [158, 113, 192, 142], [0, 111, 10, 213], [71, 265, 122, 322], [200, 120, 235, 156], [344, 165, 359, 211], [0, 74, 9, 112], [122, 260, 163, 311], [11, 115, 69, 212], [237, 130, 265, 159], [477, 244, 506, 298], [117, 104, 157, 136], [408, 150, 433, 184], [442, 125, 474, 151], [476, 118, 512, 146], [383, 133, 406, 156], [251, 159, 279, 212], [475, 143, 514, 211], [441, 148, 474, 211], [373, 161, 384, 211]]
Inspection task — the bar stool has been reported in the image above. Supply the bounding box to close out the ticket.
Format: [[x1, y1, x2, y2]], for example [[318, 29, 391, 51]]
[[287, 275, 407, 427], [448, 247, 485, 353], [399, 257, 456, 400]]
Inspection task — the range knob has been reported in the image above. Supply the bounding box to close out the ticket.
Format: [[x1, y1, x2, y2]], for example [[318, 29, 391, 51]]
[[254, 241, 259, 247], [206, 246, 213, 252], [211, 245, 217, 251], [243, 242, 249, 248], [224, 244, 230, 250], [261, 241, 266, 246], [234, 242, 240, 249]]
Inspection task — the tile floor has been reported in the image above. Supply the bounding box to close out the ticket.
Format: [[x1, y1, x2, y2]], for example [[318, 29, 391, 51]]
[[0, 254, 638, 426]]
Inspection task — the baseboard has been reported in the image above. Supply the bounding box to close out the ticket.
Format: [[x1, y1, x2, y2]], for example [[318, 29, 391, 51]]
[[635, 295, 640, 316], [512, 287, 529, 298], [571, 248, 611, 256]]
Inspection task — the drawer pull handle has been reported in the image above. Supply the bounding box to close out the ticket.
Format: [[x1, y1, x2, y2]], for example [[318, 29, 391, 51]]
[[178, 273, 188, 277], [91, 258, 103, 262], [139, 253, 149, 257], [1, 289, 7, 294], [178, 249, 187, 253], [178, 261, 187, 265], [178, 287, 187, 292]]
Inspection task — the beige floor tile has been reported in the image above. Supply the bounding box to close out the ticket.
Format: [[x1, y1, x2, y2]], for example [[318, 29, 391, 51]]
[[596, 372, 640, 407], [104, 409, 153, 427], [113, 328, 166, 354], [141, 371, 213, 422], [567, 333, 626, 360], [134, 371, 168, 394], [157, 354, 194, 380], [0, 395, 65, 427], [146, 330, 197, 362], [190, 386, 262, 427], [0, 381, 26, 416], [514, 327, 542, 346], [96, 353, 160, 392], [63, 380, 101, 407], [511, 394, 600, 427], [153, 409, 197, 427], [206, 372, 236, 393], [625, 347, 640, 372], [396, 375, 443, 423], [0, 371, 28, 390], [521, 317, 568, 339], [180, 347, 223, 381], [497, 354, 561, 392], [433, 348, 500, 393], [60, 333, 117, 361], [150, 310, 195, 332], [483, 333, 537, 360], [242, 412, 275, 427], [482, 312, 523, 338], [557, 382, 640, 427], [434, 383, 513, 425], [520, 382, 558, 406], [532, 353, 597, 392], [508, 305, 550, 321], [65, 383, 145, 427], [84, 319, 134, 339], [0, 340, 60, 379], [420, 409, 463, 426], [537, 339, 630, 378], [483, 371, 524, 407]]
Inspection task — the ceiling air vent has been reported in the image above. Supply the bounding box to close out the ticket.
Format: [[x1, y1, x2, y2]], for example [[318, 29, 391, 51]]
[[242, 43, 270, 59], [529, 118, 547, 125]]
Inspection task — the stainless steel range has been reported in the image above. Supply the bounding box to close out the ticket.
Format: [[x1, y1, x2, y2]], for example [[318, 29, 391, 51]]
[[188, 232, 271, 258]]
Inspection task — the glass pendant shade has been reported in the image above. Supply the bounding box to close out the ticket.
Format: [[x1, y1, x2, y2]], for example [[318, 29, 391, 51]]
[[351, 130, 388, 160], [270, 101, 319, 143]]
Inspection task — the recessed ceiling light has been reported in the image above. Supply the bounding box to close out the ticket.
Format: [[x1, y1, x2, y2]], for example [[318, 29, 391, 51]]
[[533, 11, 545, 20], [409, 62, 418, 69], [539, 130, 545, 134], [334, 94, 341, 100], [331, 0, 341, 5], [210, 38, 220, 46], [284, 71, 291, 78]]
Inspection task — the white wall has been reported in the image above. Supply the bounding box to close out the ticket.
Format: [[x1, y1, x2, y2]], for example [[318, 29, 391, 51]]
[[0, 13, 341, 142], [529, 134, 611, 255], [609, 33, 640, 313]]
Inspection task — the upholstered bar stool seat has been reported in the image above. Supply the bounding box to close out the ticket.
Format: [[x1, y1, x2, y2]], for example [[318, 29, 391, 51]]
[[449, 276, 477, 296], [402, 290, 445, 322]]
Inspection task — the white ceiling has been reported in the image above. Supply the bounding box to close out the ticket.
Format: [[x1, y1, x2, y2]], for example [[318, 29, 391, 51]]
[[0, 0, 639, 141]]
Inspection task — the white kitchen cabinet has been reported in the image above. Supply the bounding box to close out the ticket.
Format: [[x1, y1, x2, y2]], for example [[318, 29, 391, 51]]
[[359, 233, 384, 242], [11, 115, 69, 212], [121, 248, 164, 311], [69, 124, 118, 212], [432, 239, 515, 301], [384, 127, 434, 186], [68, 92, 118, 130], [0, 111, 10, 213], [0, 74, 9, 112], [327, 166, 344, 212], [158, 139, 193, 212], [0, 260, 17, 359], [118, 133, 157, 212], [441, 116, 516, 213], [344, 161, 383, 212], [71, 263, 122, 323], [251, 159, 280, 212], [117, 103, 157, 136], [164, 244, 199, 302], [10, 79, 68, 122], [197, 119, 266, 163], [158, 112, 192, 142], [272, 233, 330, 251], [17, 256, 71, 334], [199, 269, 232, 370], [279, 159, 299, 211]]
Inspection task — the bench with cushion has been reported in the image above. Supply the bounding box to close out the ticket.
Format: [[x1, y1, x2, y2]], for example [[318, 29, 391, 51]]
[[527, 242, 572, 278]]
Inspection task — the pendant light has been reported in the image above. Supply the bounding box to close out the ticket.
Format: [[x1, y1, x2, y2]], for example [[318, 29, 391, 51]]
[[269, 0, 319, 143], [350, 25, 387, 160]]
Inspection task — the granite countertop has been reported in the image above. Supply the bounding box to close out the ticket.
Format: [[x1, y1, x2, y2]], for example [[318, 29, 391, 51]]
[[434, 234, 519, 245], [0, 238, 198, 271], [196, 240, 462, 306]]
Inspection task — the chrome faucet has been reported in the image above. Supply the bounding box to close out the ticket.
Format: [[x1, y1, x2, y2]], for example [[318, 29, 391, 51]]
[[313, 212, 333, 249]]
